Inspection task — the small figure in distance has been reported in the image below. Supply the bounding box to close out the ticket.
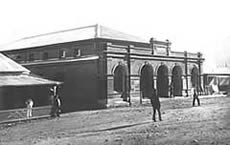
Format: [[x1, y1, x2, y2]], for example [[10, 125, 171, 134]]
[[50, 85, 61, 118], [192, 87, 200, 106], [50, 95, 61, 118], [55, 95, 61, 118], [150, 88, 162, 122], [26, 98, 34, 119]]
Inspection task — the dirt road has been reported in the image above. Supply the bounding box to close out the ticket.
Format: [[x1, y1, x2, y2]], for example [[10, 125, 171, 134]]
[[0, 95, 230, 145]]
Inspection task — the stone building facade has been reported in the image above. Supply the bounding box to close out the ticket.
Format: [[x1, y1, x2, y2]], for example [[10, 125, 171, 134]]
[[0, 24, 204, 111]]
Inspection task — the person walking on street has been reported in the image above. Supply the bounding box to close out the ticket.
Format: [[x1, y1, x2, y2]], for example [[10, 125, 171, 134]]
[[192, 87, 200, 106], [150, 88, 162, 122]]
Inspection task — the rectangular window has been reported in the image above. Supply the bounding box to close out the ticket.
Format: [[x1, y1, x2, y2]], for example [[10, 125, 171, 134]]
[[43, 52, 49, 60], [28, 53, 34, 61], [59, 50, 66, 59], [16, 55, 21, 61], [73, 49, 81, 57]]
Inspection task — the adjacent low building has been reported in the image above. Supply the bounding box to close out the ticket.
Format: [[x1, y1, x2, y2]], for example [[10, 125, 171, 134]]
[[0, 24, 204, 111], [203, 67, 230, 94], [0, 53, 61, 122]]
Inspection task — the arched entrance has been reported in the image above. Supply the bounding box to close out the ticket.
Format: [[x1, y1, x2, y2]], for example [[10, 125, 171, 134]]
[[172, 66, 183, 96], [191, 66, 199, 88], [157, 65, 169, 97], [140, 64, 153, 98], [114, 64, 128, 93]]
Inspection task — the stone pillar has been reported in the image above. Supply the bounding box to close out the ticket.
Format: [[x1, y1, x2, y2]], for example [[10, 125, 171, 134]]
[[168, 74, 172, 97], [197, 52, 202, 95], [184, 51, 189, 97], [150, 37, 156, 55], [166, 39, 172, 56], [153, 76, 157, 89], [127, 45, 133, 106]]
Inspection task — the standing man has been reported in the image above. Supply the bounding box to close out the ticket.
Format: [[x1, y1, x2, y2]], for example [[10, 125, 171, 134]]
[[26, 98, 34, 119], [55, 95, 61, 117], [192, 87, 200, 106], [50, 85, 61, 118], [50, 95, 61, 118], [150, 88, 162, 122]]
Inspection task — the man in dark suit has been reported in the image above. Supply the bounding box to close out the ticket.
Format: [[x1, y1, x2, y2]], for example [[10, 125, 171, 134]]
[[192, 87, 200, 106], [150, 88, 162, 122]]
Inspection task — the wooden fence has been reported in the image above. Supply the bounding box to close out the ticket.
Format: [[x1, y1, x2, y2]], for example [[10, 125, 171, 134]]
[[0, 105, 51, 124]]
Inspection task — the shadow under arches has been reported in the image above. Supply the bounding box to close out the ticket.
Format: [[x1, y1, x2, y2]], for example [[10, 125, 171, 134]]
[[156, 64, 169, 97], [171, 65, 183, 96], [191, 66, 199, 88], [140, 63, 154, 98]]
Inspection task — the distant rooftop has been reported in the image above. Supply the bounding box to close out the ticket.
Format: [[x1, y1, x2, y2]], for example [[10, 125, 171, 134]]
[[0, 24, 148, 51], [204, 66, 230, 75]]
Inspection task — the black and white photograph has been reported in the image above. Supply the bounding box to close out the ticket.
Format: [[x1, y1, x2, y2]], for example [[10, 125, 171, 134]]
[[0, 0, 230, 144]]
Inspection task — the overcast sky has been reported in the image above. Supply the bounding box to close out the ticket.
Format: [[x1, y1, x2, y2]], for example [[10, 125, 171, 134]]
[[0, 0, 229, 72]]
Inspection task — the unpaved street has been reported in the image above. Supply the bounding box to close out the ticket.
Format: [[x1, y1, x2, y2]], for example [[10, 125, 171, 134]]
[[1, 95, 230, 145]]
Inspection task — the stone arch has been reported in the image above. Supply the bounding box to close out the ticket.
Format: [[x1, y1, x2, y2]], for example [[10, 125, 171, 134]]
[[169, 63, 184, 76], [111, 62, 127, 75], [113, 64, 128, 93], [156, 64, 169, 97], [140, 64, 154, 98], [171, 65, 183, 96], [138, 61, 149, 75]]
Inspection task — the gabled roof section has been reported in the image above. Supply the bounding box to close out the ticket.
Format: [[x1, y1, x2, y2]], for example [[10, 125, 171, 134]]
[[97, 25, 148, 43], [0, 24, 148, 51], [0, 74, 62, 87], [0, 53, 62, 86], [0, 53, 29, 73]]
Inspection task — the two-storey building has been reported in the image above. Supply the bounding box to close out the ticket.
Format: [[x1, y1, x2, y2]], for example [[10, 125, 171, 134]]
[[0, 24, 204, 111]]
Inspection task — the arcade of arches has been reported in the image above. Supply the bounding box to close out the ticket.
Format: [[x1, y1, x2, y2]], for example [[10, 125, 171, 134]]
[[113, 64, 200, 98]]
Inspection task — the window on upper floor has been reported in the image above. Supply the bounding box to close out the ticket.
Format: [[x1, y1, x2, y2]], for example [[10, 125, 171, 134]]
[[73, 49, 81, 57], [43, 52, 49, 60], [28, 53, 34, 61], [59, 49, 66, 59], [15, 55, 22, 61]]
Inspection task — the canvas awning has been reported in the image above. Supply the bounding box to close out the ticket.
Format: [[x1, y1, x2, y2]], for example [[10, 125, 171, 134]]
[[208, 76, 230, 86], [0, 74, 62, 87]]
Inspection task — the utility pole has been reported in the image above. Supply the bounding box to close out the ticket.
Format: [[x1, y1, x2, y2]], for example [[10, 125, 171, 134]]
[[197, 52, 202, 95], [184, 51, 189, 97], [127, 45, 132, 106]]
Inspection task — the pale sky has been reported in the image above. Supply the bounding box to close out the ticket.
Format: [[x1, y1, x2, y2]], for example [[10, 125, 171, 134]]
[[0, 0, 230, 72]]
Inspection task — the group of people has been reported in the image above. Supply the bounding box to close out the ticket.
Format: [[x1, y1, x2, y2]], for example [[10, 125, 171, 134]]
[[147, 86, 200, 122], [25, 85, 62, 119], [25, 85, 200, 121]]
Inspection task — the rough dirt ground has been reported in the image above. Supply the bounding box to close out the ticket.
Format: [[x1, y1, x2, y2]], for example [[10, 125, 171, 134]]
[[0, 95, 230, 145]]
